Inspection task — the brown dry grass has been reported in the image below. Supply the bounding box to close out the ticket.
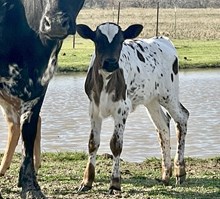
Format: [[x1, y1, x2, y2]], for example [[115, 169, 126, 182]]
[[77, 8, 220, 39]]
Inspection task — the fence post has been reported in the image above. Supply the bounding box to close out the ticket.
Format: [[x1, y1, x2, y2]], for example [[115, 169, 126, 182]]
[[112, 0, 115, 22], [117, 2, 121, 25], [156, 2, 159, 37], [174, 6, 177, 38]]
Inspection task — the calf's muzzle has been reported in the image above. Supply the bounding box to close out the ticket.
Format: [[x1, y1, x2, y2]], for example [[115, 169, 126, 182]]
[[103, 59, 119, 73]]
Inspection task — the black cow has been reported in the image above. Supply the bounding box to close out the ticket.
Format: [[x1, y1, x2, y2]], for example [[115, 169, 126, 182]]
[[0, 0, 84, 198]]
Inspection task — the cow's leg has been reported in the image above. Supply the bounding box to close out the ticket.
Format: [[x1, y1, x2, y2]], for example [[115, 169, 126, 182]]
[[21, 115, 41, 174], [164, 102, 189, 185], [146, 101, 172, 185], [78, 102, 102, 192], [0, 108, 20, 176], [109, 104, 128, 194], [34, 116, 41, 174], [18, 99, 46, 199]]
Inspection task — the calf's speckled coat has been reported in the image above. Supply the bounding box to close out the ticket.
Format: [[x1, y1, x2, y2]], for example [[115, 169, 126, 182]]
[[77, 22, 189, 193]]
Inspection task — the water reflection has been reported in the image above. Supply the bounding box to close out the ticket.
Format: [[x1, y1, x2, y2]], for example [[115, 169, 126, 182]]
[[0, 69, 219, 162]]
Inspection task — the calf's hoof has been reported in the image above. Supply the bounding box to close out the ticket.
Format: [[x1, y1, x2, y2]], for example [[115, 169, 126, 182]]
[[0, 167, 8, 177], [157, 167, 172, 186], [174, 165, 186, 185], [176, 173, 186, 185], [78, 184, 92, 192], [155, 178, 170, 186], [109, 186, 121, 195], [109, 177, 121, 194], [20, 189, 47, 199]]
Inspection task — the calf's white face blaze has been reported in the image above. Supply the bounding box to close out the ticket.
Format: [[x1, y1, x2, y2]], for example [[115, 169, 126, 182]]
[[77, 22, 189, 193], [99, 23, 119, 43]]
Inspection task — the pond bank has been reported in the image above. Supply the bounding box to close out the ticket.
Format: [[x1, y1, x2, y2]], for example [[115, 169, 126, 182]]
[[56, 64, 220, 74]]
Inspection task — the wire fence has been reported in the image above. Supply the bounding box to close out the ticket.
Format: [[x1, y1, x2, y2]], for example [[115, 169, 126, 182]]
[[72, 1, 220, 48], [101, 2, 161, 37], [76, 1, 220, 43], [84, 0, 220, 8]]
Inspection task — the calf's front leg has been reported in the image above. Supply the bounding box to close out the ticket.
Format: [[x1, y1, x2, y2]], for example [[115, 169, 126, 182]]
[[109, 105, 128, 194], [79, 103, 102, 192]]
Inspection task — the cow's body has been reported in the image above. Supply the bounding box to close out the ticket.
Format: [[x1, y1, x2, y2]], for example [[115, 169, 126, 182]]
[[77, 22, 189, 193], [0, 0, 84, 198]]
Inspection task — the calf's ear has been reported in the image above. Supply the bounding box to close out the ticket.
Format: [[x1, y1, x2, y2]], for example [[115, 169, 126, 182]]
[[123, 24, 143, 39], [76, 24, 95, 41]]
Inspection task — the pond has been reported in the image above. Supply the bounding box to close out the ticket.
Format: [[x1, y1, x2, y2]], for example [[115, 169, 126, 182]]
[[0, 69, 219, 162]]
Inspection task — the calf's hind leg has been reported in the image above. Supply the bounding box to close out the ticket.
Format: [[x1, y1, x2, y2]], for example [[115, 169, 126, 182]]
[[165, 102, 189, 184], [146, 101, 172, 185]]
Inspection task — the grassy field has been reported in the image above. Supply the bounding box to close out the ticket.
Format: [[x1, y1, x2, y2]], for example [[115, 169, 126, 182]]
[[77, 8, 220, 39], [0, 152, 219, 199], [56, 8, 220, 72], [57, 36, 220, 72]]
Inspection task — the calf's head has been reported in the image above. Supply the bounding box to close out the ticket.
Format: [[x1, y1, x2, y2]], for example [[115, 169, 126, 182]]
[[77, 22, 143, 72], [40, 0, 84, 39]]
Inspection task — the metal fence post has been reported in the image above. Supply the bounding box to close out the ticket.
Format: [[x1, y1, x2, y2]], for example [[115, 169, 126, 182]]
[[156, 2, 159, 37], [174, 6, 177, 38], [117, 2, 121, 25]]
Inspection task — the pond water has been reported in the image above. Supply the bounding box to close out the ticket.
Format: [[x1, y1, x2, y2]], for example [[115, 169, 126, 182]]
[[0, 69, 219, 162]]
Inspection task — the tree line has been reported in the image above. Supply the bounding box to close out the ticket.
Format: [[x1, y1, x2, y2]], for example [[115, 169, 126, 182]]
[[84, 0, 220, 8]]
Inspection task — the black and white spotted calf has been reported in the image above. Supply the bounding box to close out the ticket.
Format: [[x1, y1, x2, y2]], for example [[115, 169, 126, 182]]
[[77, 22, 189, 193], [0, 0, 84, 198]]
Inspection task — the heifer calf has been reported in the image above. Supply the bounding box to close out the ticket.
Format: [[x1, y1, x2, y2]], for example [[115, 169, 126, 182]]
[[77, 22, 189, 193], [0, 0, 84, 198]]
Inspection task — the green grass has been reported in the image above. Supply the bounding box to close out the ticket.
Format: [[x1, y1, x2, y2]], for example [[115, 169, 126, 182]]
[[57, 37, 220, 73], [0, 152, 219, 199], [174, 39, 220, 68], [58, 36, 94, 72]]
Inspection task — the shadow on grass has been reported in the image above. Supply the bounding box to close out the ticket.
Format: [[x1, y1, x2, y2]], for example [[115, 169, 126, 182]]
[[121, 175, 220, 199], [43, 176, 220, 199]]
